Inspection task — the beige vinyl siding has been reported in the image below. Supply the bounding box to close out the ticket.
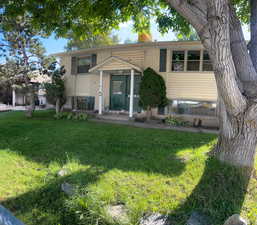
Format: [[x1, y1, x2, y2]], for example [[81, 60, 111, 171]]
[[100, 59, 133, 71], [64, 75, 98, 97], [97, 50, 111, 64], [144, 48, 159, 71], [166, 72, 217, 101], [112, 50, 144, 67]]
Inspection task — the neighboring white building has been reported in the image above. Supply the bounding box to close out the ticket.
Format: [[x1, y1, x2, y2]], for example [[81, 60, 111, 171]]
[[12, 73, 51, 107]]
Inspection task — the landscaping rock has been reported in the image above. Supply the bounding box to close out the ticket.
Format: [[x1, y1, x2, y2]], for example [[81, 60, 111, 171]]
[[106, 204, 129, 224], [57, 168, 70, 177], [0, 205, 25, 225], [187, 211, 211, 225], [61, 182, 75, 196], [223, 214, 248, 225], [139, 213, 170, 225]]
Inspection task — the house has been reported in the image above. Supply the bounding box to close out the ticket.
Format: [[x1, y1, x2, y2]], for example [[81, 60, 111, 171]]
[[12, 73, 50, 107], [54, 40, 218, 126]]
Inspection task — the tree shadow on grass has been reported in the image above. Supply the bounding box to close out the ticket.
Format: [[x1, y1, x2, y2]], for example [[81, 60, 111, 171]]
[[168, 157, 253, 225], [1, 167, 107, 225]]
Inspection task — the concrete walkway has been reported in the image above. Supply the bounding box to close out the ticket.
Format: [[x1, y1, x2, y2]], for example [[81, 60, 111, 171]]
[[92, 117, 219, 135]]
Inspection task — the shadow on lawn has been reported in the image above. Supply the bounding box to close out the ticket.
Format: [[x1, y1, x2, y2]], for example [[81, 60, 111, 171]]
[[168, 158, 253, 225], [2, 168, 106, 225]]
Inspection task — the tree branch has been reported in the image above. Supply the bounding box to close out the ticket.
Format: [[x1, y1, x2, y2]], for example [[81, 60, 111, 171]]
[[165, 0, 207, 32], [249, 0, 257, 72], [229, 4, 257, 81]]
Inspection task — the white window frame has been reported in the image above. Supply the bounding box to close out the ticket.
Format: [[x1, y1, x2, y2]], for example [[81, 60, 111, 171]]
[[170, 49, 213, 73]]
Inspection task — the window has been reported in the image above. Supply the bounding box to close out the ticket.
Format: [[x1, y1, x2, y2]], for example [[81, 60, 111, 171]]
[[202, 51, 213, 71], [172, 51, 185, 71], [77, 56, 91, 73], [187, 50, 200, 71], [72, 96, 95, 110], [168, 100, 216, 116]]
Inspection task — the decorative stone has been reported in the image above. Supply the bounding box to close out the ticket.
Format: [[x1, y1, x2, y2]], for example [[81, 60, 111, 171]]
[[61, 182, 75, 196], [223, 214, 248, 225], [57, 168, 70, 177], [0, 205, 25, 225], [139, 213, 170, 225], [106, 204, 129, 224], [187, 211, 211, 225]]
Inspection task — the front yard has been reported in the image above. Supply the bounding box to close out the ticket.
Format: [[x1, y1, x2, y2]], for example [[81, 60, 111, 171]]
[[0, 111, 256, 225]]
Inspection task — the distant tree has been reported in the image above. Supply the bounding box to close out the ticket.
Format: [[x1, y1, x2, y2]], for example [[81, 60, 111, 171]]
[[65, 32, 119, 51], [139, 67, 168, 121], [44, 62, 66, 114], [0, 14, 53, 117], [175, 28, 199, 41]]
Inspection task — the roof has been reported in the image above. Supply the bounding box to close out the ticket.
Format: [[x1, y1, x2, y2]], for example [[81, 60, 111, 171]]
[[52, 40, 203, 57], [88, 56, 142, 72]]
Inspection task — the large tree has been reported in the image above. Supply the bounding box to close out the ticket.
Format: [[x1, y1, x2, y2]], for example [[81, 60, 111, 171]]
[[3, 0, 256, 168], [0, 14, 52, 117]]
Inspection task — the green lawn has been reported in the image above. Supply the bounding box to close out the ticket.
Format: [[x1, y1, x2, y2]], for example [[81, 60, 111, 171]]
[[0, 111, 256, 225]]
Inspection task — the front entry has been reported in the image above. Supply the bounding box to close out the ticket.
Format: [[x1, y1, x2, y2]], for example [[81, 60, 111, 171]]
[[110, 75, 141, 112]]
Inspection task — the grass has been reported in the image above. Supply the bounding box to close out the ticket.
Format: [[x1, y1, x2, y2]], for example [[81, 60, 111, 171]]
[[0, 111, 256, 225]]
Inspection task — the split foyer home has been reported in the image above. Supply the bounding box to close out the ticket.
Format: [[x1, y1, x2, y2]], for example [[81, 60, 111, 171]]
[[54, 40, 218, 126]]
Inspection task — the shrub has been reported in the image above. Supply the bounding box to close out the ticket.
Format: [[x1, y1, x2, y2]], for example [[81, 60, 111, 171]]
[[139, 67, 168, 121], [54, 112, 89, 121], [165, 115, 189, 127]]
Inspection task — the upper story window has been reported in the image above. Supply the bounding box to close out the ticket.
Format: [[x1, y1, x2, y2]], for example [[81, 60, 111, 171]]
[[172, 51, 185, 71], [71, 54, 97, 75], [187, 50, 201, 71], [171, 50, 213, 72], [77, 56, 92, 73], [202, 51, 213, 71]]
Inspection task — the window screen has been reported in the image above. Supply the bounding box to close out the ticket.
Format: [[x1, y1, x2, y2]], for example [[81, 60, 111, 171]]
[[187, 50, 200, 71], [172, 51, 185, 71], [202, 51, 213, 71]]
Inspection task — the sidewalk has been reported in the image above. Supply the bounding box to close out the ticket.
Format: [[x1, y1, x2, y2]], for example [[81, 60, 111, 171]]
[[92, 117, 219, 135]]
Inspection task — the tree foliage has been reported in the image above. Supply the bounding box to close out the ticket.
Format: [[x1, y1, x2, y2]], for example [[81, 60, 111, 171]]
[[44, 62, 66, 114], [139, 67, 168, 119], [1, 0, 250, 39], [0, 13, 53, 116], [65, 31, 119, 51]]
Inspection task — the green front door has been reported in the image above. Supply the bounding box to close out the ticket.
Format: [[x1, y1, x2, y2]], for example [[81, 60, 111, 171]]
[[110, 75, 141, 112]]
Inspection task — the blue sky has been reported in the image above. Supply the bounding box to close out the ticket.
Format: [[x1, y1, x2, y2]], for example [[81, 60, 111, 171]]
[[41, 21, 250, 55]]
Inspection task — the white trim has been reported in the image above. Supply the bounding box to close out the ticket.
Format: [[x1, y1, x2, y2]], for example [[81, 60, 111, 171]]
[[129, 69, 135, 118], [89, 56, 142, 73], [99, 70, 103, 115], [12, 89, 16, 107]]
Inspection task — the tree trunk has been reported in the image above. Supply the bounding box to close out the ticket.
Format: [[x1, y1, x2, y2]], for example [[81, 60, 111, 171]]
[[210, 114, 257, 168], [56, 98, 60, 114], [146, 106, 152, 121], [26, 86, 35, 118]]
